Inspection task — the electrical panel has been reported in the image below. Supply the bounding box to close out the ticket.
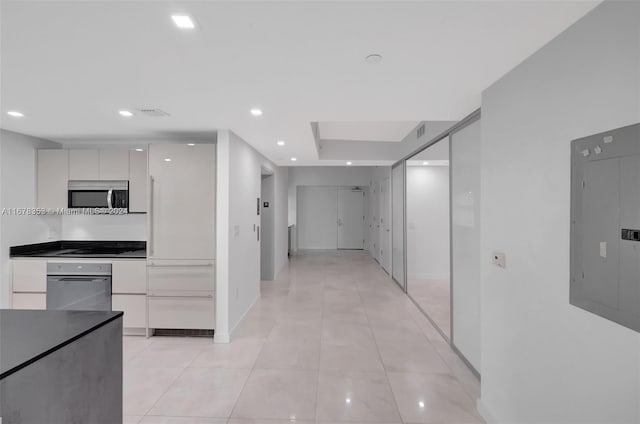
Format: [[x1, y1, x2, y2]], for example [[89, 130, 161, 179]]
[[570, 123, 640, 332]]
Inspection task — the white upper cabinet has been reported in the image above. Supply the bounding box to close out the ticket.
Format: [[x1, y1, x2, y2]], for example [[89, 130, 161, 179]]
[[99, 150, 130, 180], [148, 144, 216, 260], [69, 149, 131, 181], [37, 149, 68, 209], [128, 149, 147, 213], [68, 149, 100, 180]]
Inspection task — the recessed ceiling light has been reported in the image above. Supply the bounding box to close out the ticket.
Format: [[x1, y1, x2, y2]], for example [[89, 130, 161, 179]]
[[423, 161, 429, 165], [418, 401, 425, 408], [7, 111, 24, 118], [277, 140, 285, 146], [365, 53, 383, 64], [187, 143, 195, 146], [290, 157, 297, 162], [250, 108, 263, 117], [171, 14, 195, 29], [346, 161, 353, 165], [135, 148, 144, 152], [164, 158, 172, 162], [119, 110, 133, 117]]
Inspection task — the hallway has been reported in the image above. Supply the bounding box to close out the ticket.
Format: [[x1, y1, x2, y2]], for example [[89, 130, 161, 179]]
[[123, 250, 482, 423]]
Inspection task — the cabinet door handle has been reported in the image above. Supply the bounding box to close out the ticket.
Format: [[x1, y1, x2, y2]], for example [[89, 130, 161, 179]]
[[148, 294, 214, 299], [107, 189, 113, 209], [147, 262, 213, 267], [149, 175, 155, 256]]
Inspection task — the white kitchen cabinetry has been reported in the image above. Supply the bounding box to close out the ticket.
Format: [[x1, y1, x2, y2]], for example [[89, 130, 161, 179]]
[[147, 260, 215, 330], [12, 260, 47, 310], [12, 293, 46, 310], [12, 260, 47, 292], [112, 260, 147, 294], [148, 144, 216, 260], [37, 149, 68, 209], [111, 260, 148, 333], [148, 296, 215, 330], [129, 149, 147, 213], [99, 150, 130, 180], [148, 143, 216, 331], [68, 149, 100, 180], [112, 294, 146, 328]]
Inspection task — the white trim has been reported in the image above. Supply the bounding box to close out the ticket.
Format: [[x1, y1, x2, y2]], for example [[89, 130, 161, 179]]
[[407, 273, 449, 280], [477, 398, 497, 424], [229, 292, 260, 337], [213, 332, 230, 344], [215, 130, 230, 343]]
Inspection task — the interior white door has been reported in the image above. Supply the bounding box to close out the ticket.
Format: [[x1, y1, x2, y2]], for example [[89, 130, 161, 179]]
[[338, 189, 365, 250], [380, 177, 391, 273], [371, 182, 380, 261]]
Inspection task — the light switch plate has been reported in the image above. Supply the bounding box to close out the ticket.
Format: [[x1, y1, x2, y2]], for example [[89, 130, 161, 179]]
[[599, 242, 607, 258], [492, 252, 506, 269]]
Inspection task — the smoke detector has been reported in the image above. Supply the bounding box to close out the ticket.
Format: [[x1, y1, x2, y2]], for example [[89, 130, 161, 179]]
[[135, 108, 171, 117]]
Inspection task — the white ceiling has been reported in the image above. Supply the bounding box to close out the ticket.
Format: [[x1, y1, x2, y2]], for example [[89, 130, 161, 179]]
[[318, 121, 419, 142], [0, 1, 600, 166]]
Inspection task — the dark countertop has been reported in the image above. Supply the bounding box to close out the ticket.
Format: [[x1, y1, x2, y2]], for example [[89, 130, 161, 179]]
[[10, 240, 146, 259], [0, 309, 123, 380]]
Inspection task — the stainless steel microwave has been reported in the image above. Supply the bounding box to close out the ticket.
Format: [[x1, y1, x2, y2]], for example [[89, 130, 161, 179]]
[[67, 180, 129, 212]]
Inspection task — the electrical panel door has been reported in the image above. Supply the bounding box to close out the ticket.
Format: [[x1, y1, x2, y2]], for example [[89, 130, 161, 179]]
[[571, 123, 640, 332]]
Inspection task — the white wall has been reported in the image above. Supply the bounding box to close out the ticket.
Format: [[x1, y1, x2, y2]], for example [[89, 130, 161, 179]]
[[288, 166, 374, 251], [479, 2, 640, 422], [297, 186, 339, 249], [0, 130, 61, 307], [260, 174, 274, 280], [61, 214, 146, 240], [273, 166, 289, 277], [216, 130, 289, 342], [406, 165, 450, 280]]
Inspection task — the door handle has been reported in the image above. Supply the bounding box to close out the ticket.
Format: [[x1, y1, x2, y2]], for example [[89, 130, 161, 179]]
[[107, 189, 113, 209], [149, 176, 155, 256]]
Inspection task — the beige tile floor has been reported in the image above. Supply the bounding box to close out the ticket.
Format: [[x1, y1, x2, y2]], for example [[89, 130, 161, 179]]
[[407, 278, 451, 338], [124, 250, 483, 424]]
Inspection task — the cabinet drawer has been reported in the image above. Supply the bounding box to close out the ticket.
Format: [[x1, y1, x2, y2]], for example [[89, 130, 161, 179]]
[[112, 294, 146, 328], [148, 261, 214, 294], [13, 293, 46, 310], [148, 296, 215, 330], [13, 260, 47, 292], [112, 260, 147, 294]]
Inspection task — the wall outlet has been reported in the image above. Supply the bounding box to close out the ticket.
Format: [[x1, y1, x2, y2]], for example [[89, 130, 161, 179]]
[[492, 252, 506, 269]]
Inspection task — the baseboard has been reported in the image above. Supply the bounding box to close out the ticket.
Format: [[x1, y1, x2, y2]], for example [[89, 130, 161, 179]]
[[228, 292, 261, 339], [213, 332, 230, 344], [477, 398, 497, 424], [407, 273, 449, 280]]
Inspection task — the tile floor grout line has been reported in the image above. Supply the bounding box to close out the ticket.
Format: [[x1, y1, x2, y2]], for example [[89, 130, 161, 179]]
[[356, 263, 407, 424], [227, 295, 274, 421]]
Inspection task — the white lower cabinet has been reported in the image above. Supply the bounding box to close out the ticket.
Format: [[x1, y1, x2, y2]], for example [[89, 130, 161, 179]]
[[148, 296, 215, 330], [112, 260, 147, 294], [13, 293, 46, 310], [147, 260, 215, 330], [112, 294, 146, 328], [13, 260, 47, 292]]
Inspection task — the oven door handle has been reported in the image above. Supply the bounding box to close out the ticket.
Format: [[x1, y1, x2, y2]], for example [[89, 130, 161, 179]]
[[107, 189, 113, 209], [50, 277, 110, 282]]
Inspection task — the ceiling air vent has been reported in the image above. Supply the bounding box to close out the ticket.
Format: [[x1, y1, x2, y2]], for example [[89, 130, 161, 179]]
[[416, 123, 426, 139], [136, 108, 171, 117]]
